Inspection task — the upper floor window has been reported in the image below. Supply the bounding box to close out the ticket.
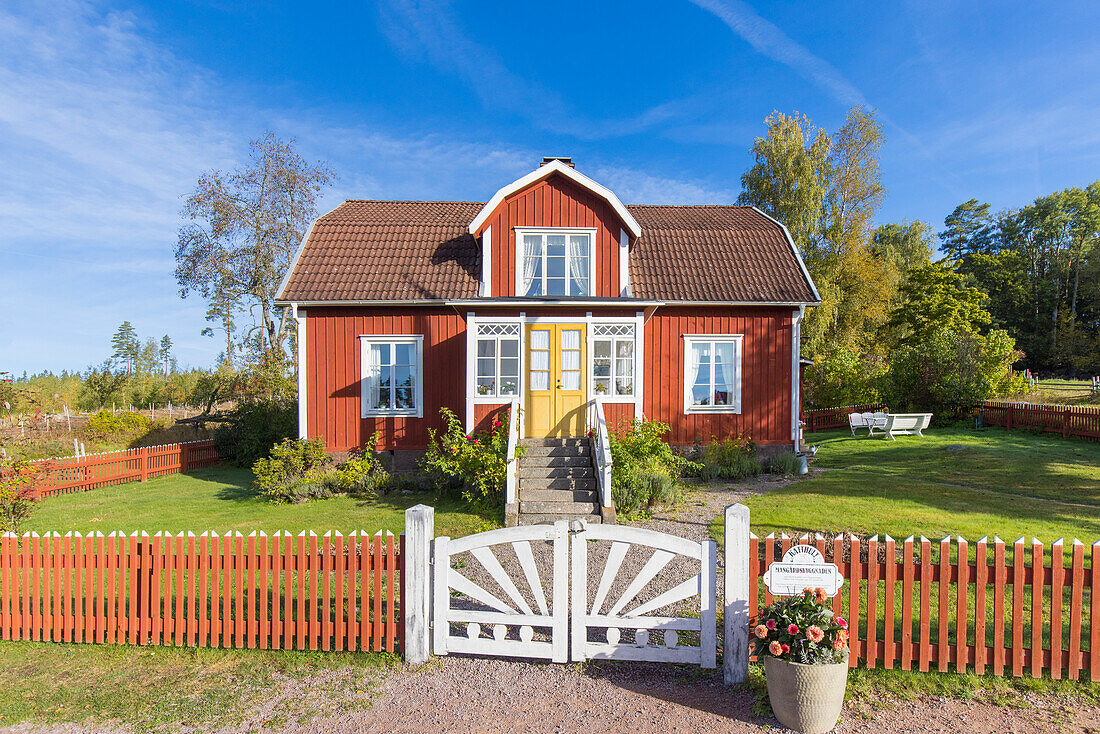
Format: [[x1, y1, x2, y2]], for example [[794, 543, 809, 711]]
[[517, 228, 593, 297]]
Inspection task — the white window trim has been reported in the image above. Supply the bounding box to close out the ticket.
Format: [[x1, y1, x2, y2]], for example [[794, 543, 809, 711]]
[[479, 226, 492, 297], [513, 227, 597, 298], [359, 335, 424, 418], [682, 334, 743, 414], [588, 323, 637, 404], [473, 326, 522, 400]]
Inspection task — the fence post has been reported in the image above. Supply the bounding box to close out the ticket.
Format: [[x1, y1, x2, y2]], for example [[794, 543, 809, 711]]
[[139, 447, 148, 482], [180, 443, 189, 475], [724, 503, 750, 685], [403, 504, 434, 665], [1064, 408, 1071, 439]]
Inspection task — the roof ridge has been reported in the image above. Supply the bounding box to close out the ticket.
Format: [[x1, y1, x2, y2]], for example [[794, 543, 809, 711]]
[[341, 199, 485, 205]]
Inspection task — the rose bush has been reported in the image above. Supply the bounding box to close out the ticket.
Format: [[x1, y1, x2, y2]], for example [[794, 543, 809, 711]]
[[750, 587, 849, 665]]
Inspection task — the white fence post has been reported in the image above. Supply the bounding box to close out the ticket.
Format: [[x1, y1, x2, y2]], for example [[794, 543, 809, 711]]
[[404, 504, 435, 665], [724, 503, 750, 685]]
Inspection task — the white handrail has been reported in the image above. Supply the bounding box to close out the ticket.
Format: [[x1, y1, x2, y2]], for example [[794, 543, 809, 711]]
[[505, 397, 521, 506], [589, 397, 614, 511]]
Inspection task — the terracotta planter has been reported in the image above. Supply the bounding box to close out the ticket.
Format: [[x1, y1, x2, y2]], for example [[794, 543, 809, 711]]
[[763, 655, 848, 733]]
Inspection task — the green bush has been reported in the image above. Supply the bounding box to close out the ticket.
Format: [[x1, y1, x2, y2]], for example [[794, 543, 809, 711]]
[[422, 407, 518, 509], [0, 458, 44, 533], [767, 451, 802, 476], [251, 437, 329, 504], [331, 443, 392, 496], [690, 433, 761, 481], [86, 410, 149, 435], [607, 418, 687, 516], [214, 397, 297, 467]]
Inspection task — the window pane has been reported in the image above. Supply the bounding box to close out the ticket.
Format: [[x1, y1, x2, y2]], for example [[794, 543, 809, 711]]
[[500, 339, 519, 358], [372, 343, 390, 366], [546, 235, 566, 256], [525, 257, 543, 296], [477, 339, 495, 358], [374, 365, 392, 409], [593, 340, 611, 359], [594, 377, 611, 394], [593, 360, 611, 377], [477, 358, 496, 378], [615, 377, 633, 396], [500, 357, 519, 377], [692, 384, 711, 406], [395, 343, 414, 365], [615, 358, 633, 378], [713, 387, 730, 406], [715, 342, 734, 366], [546, 255, 565, 278], [499, 377, 518, 395], [546, 277, 566, 296], [615, 340, 633, 358], [395, 386, 414, 409], [694, 343, 711, 364], [570, 276, 587, 296], [395, 364, 414, 388], [477, 377, 495, 395], [569, 234, 590, 296]]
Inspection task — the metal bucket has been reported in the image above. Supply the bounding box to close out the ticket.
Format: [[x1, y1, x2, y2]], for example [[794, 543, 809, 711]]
[[796, 453, 809, 475]]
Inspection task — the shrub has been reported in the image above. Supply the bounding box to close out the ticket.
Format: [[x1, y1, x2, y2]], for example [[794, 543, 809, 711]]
[[0, 458, 45, 533], [607, 418, 687, 516], [422, 407, 517, 509], [751, 587, 849, 665], [252, 437, 329, 503], [214, 397, 297, 467], [690, 433, 761, 481], [331, 443, 391, 496], [767, 451, 802, 476], [87, 409, 149, 435]]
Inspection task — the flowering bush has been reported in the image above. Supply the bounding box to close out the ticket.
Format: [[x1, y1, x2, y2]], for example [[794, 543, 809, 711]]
[[750, 587, 849, 665], [607, 418, 689, 516], [422, 407, 520, 509], [0, 457, 45, 533]]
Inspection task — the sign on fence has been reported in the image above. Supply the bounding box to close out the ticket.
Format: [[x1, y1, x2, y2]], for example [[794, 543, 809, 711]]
[[763, 544, 844, 597]]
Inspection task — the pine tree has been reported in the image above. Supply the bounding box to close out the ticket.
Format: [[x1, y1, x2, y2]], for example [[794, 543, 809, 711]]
[[159, 335, 173, 376], [110, 322, 139, 374]]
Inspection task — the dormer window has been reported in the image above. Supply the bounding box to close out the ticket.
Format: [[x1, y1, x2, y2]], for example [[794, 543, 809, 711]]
[[516, 228, 594, 297]]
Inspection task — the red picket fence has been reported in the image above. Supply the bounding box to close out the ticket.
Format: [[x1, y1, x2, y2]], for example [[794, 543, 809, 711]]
[[24, 441, 220, 498], [0, 530, 402, 652], [980, 401, 1100, 442], [801, 405, 887, 432], [750, 534, 1098, 680]]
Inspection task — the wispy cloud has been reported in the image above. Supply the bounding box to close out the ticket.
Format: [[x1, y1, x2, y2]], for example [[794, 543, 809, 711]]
[[686, 0, 868, 108], [375, 0, 690, 140]]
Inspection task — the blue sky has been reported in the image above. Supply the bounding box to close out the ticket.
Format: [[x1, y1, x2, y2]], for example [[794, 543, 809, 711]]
[[3, 0, 1100, 374]]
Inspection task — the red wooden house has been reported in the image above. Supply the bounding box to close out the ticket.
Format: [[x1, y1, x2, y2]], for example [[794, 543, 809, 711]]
[[276, 158, 819, 522]]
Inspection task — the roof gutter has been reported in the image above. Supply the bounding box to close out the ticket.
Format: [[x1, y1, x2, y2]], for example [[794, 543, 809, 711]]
[[275, 298, 820, 308]]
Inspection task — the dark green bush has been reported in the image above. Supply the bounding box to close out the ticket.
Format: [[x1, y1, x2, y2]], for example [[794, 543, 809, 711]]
[[251, 437, 329, 503], [422, 407, 519, 510], [214, 397, 297, 467], [607, 418, 687, 516], [689, 433, 761, 481], [767, 451, 802, 476]]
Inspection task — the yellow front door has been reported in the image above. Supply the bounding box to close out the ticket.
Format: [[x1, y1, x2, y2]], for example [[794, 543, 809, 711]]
[[525, 324, 587, 438]]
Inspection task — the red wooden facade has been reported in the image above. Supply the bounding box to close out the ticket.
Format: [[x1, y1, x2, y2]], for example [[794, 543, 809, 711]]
[[476, 175, 629, 298]]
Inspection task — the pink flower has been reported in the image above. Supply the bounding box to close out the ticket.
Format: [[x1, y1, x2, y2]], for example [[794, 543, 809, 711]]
[[765, 619, 777, 630], [781, 644, 790, 654], [787, 624, 799, 635], [806, 625, 825, 643], [836, 617, 848, 630], [451, 447, 458, 454], [768, 640, 783, 656], [753, 624, 768, 639]]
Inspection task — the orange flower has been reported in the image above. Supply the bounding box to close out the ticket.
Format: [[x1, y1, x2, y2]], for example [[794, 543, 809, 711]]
[[814, 587, 827, 604], [754, 624, 768, 639], [806, 625, 825, 643], [769, 640, 784, 656], [833, 638, 847, 651]]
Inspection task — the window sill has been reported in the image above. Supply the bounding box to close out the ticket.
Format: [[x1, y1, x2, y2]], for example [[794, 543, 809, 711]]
[[684, 405, 742, 415], [363, 409, 421, 418]]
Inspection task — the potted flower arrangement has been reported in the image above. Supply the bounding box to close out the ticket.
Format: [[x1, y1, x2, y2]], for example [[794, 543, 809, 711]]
[[751, 587, 849, 734]]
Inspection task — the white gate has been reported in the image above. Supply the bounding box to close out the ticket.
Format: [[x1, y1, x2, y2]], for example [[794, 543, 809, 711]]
[[432, 521, 569, 662], [571, 522, 716, 667], [430, 517, 715, 667]]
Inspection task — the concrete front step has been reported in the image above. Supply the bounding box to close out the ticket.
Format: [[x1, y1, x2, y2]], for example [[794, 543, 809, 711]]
[[518, 488, 598, 503], [520, 454, 592, 468], [518, 466, 593, 480], [519, 445, 592, 458], [518, 513, 602, 526], [519, 438, 589, 448], [519, 500, 599, 515], [520, 477, 597, 491]]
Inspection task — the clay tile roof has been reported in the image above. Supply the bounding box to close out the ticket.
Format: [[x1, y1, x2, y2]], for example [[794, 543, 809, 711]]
[[626, 205, 818, 302], [279, 200, 482, 301], [278, 200, 818, 304]]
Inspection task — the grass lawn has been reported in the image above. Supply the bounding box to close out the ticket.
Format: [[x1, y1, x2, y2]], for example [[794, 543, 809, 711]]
[[25, 465, 496, 537], [737, 426, 1100, 542], [0, 641, 397, 731]]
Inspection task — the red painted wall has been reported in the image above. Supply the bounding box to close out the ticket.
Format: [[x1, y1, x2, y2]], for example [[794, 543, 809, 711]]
[[643, 307, 795, 446], [476, 173, 628, 297], [305, 307, 466, 451]]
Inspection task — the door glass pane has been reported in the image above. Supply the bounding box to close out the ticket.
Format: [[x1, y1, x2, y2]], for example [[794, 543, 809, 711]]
[[530, 372, 549, 391], [561, 370, 581, 390], [561, 330, 580, 349], [531, 330, 550, 350], [561, 350, 580, 371], [530, 350, 549, 372]]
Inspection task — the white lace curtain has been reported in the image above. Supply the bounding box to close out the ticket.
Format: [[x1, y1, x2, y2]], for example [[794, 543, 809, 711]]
[[522, 235, 540, 295], [568, 235, 589, 295]]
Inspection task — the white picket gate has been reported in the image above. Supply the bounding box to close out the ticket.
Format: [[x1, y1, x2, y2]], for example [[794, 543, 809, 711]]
[[426, 512, 717, 668], [571, 522, 716, 667], [432, 521, 570, 662]]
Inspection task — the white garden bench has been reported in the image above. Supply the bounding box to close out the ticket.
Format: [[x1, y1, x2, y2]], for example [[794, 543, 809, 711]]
[[849, 411, 889, 436], [882, 413, 932, 440]]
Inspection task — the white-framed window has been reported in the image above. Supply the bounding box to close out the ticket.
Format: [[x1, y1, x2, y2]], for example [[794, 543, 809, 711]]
[[683, 335, 742, 414], [516, 228, 594, 297], [475, 323, 521, 398], [592, 323, 634, 398], [360, 335, 424, 417]]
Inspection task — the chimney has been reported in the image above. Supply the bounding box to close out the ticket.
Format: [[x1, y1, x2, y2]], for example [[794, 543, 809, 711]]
[[540, 156, 574, 168]]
